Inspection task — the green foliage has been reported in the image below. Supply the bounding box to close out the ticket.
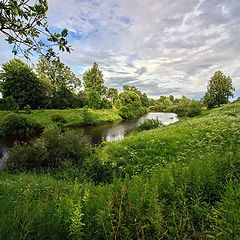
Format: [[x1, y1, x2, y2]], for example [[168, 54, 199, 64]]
[[85, 90, 102, 109], [51, 86, 79, 109], [123, 85, 150, 107], [203, 71, 235, 109], [0, 59, 48, 109], [135, 119, 162, 132], [0, 96, 18, 110], [2, 102, 240, 238], [0, 108, 122, 136], [36, 58, 81, 109], [83, 62, 105, 94], [6, 127, 92, 171], [83, 62, 107, 109], [151, 95, 202, 117], [23, 104, 32, 114], [118, 106, 130, 119], [117, 90, 145, 119], [51, 113, 67, 124], [106, 87, 118, 103], [36, 57, 81, 92], [0, 0, 71, 59], [1, 112, 34, 135]]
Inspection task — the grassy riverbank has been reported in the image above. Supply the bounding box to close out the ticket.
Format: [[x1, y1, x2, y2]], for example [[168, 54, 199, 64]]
[[0, 108, 122, 136], [1, 102, 240, 239]]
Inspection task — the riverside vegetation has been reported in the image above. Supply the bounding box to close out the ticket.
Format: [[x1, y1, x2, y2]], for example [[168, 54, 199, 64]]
[[1, 101, 240, 239]]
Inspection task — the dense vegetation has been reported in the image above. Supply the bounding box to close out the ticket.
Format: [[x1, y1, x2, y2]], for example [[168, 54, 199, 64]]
[[1, 101, 240, 239], [0, 108, 121, 136]]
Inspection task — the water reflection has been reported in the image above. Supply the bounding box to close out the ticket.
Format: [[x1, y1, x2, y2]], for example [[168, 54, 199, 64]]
[[0, 112, 178, 163], [84, 112, 178, 144]]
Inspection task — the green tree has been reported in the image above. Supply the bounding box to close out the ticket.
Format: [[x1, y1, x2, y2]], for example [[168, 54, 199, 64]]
[[203, 71, 235, 109], [0, 0, 71, 59], [36, 57, 80, 90], [106, 87, 118, 103], [83, 62, 106, 109], [123, 85, 149, 107], [0, 59, 47, 109], [36, 57, 81, 108], [118, 91, 144, 119]]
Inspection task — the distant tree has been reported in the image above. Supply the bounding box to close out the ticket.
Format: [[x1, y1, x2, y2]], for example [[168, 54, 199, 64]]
[[169, 95, 174, 102], [203, 71, 234, 109], [118, 90, 145, 119], [123, 85, 149, 107], [36, 57, 80, 91], [83, 62, 105, 94], [83, 62, 106, 109], [106, 88, 118, 103], [0, 0, 71, 59], [36, 57, 81, 108], [0, 59, 47, 109]]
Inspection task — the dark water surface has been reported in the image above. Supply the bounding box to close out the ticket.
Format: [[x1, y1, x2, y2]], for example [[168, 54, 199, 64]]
[[0, 112, 178, 165]]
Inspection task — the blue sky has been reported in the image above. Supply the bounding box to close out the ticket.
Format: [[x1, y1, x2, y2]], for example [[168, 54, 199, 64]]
[[1, 0, 240, 99]]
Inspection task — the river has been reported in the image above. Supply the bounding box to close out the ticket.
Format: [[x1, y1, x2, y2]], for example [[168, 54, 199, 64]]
[[0, 112, 178, 166]]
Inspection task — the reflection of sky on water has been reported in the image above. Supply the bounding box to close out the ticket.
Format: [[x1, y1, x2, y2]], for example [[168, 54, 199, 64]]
[[0, 112, 179, 164], [85, 112, 178, 144]]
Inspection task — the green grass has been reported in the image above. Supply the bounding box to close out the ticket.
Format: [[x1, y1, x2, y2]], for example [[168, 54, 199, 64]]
[[2, 102, 240, 239], [0, 108, 122, 135]]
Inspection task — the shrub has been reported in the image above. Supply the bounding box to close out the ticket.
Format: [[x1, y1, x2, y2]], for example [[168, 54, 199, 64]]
[[186, 106, 202, 117], [82, 108, 93, 125], [51, 113, 67, 124], [118, 106, 130, 119], [1, 113, 33, 135], [6, 127, 92, 171], [23, 104, 32, 114], [135, 118, 162, 132], [0, 96, 19, 111]]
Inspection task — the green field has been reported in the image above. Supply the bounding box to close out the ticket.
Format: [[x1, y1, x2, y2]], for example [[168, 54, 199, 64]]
[[0, 108, 122, 136], [1, 102, 240, 239]]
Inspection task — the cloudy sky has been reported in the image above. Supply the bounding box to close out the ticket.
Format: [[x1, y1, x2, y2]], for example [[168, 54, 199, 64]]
[[1, 0, 240, 99]]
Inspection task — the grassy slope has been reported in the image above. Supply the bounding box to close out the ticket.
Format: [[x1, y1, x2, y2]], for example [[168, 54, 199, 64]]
[[0, 108, 122, 128], [1, 102, 240, 239]]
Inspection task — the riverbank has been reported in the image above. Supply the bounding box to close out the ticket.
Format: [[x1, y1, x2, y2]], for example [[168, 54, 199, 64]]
[[1, 102, 240, 239], [0, 108, 122, 136]]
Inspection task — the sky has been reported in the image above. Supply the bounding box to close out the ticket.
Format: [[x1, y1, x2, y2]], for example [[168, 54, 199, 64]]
[[1, 0, 240, 99]]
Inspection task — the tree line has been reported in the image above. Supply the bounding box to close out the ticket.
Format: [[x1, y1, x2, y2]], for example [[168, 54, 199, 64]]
[[0, 57, 235, 118]]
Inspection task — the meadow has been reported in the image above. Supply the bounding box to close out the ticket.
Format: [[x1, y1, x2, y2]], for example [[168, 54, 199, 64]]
[[0, 108, 122, 136], [1, 101, 240, 239]]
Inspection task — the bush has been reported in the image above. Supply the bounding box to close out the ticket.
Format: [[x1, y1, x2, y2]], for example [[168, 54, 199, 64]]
[[0, 96, 19, 111], [51, 113, 67, 124], [186, 106, 202, 117], [119, 106, 130, 119], [6, 127, 92, 171], [135, 119, 162, 132], [1, 113, 33, 135], [23, 104, 32, 114]]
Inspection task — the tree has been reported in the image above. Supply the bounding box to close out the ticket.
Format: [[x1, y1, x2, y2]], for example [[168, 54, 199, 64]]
[[118, 90, 145, 119], [123, 85, 149, 107], [0, 0, 71, 59], [83, 62, 106, 109], [106, 87, 118, 103], [36, 57, 80, 91], [0, 59, 47, 109], [83, 62, 105, 94], [203, 71, 234, 109], [36, 57, 81, 109]]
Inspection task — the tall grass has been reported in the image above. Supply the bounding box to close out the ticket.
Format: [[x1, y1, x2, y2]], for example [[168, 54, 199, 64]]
[[1, 102, 240, 239]]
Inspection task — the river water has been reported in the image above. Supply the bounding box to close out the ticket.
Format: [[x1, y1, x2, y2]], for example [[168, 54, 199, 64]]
[[0, 112, 178, 165]]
